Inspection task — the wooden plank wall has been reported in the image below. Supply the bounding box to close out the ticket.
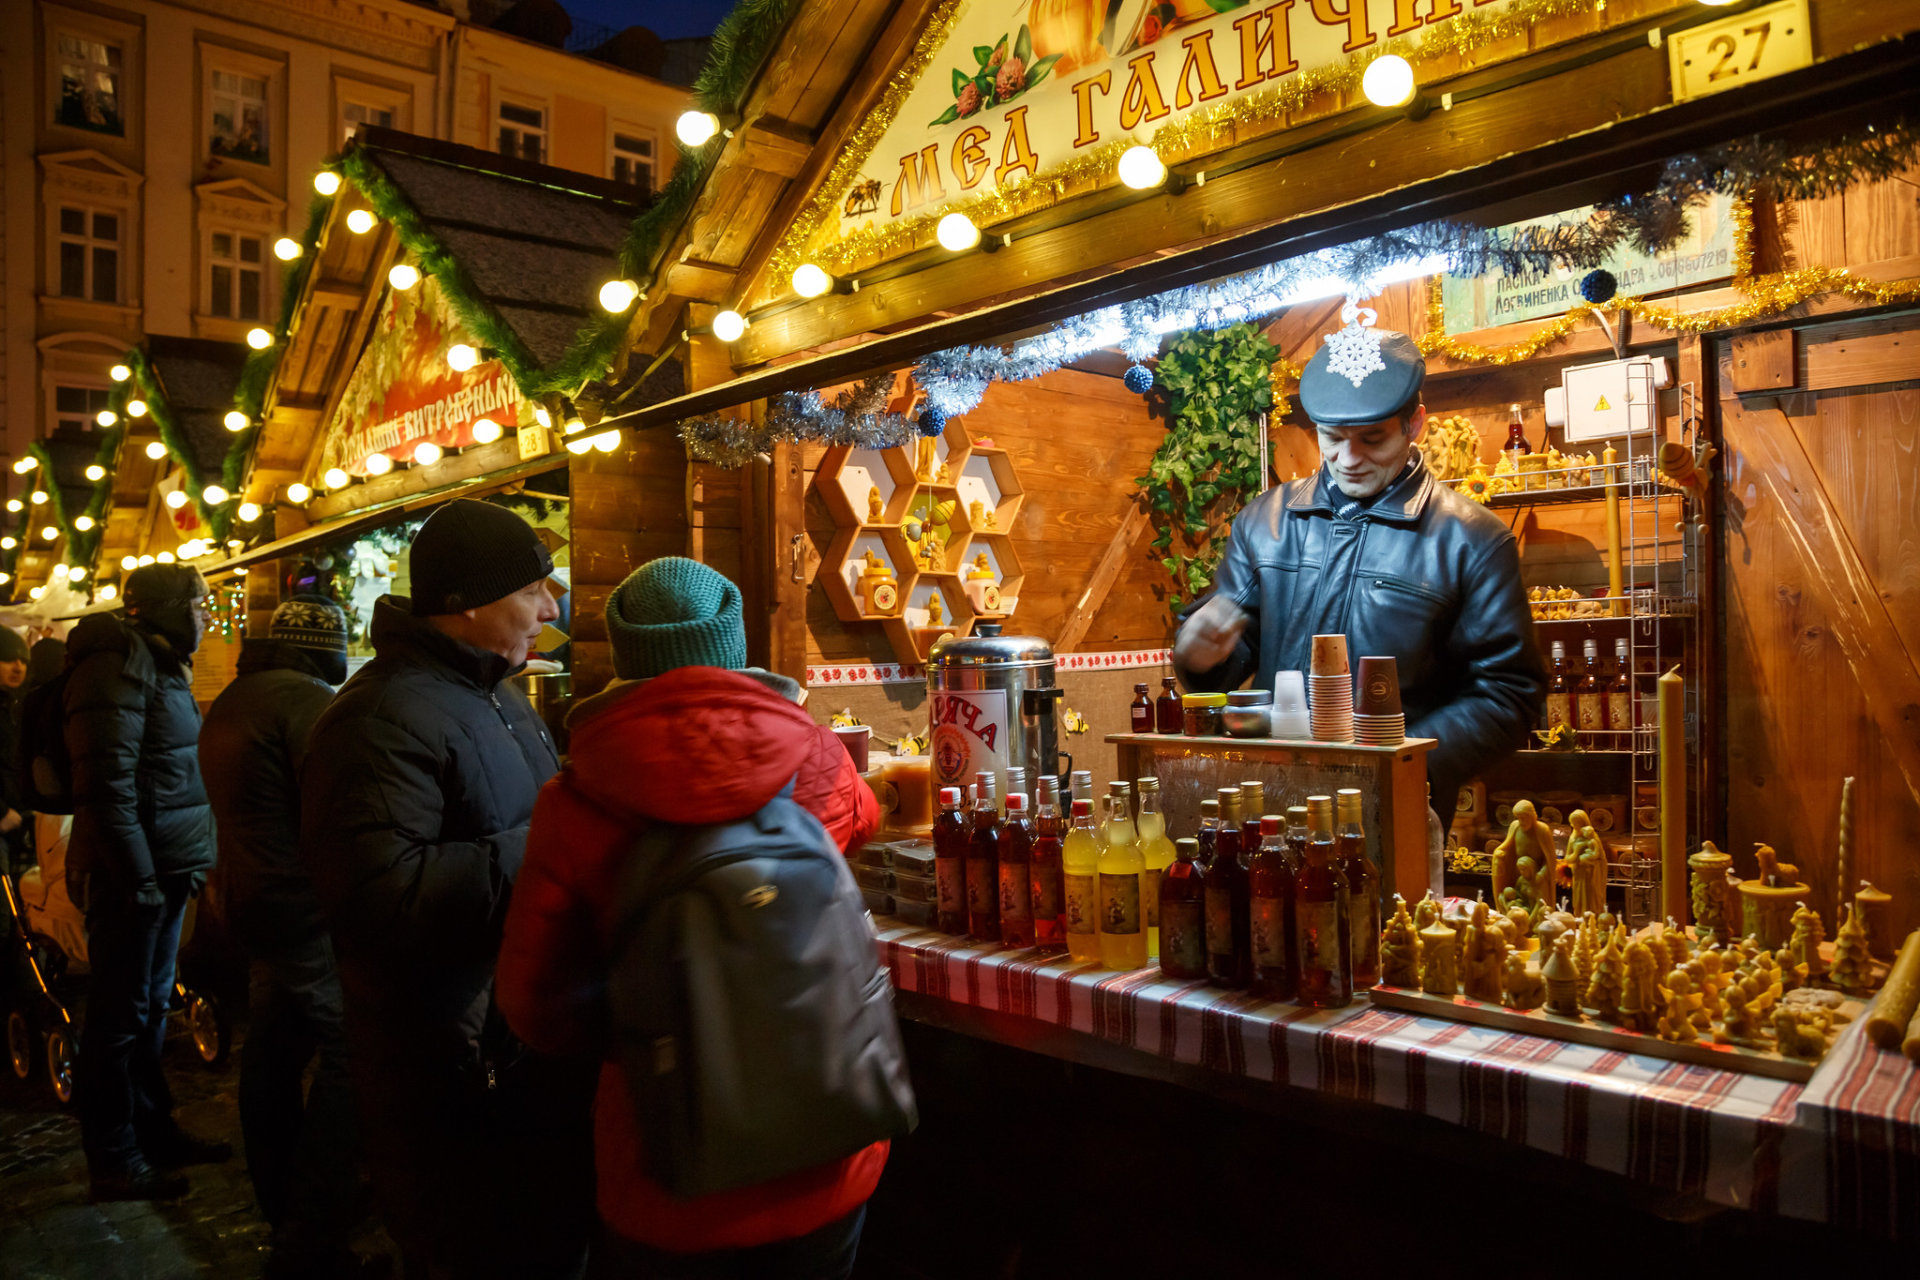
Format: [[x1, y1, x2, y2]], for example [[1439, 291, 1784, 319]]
[[569, 426, 691, 697]]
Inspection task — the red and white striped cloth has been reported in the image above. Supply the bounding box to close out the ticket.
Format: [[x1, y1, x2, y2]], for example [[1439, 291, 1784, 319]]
[[877, 921, 1920, 1234]]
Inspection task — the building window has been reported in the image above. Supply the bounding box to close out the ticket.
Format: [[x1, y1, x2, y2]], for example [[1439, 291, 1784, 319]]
[[56, 34, 124, 135], [210, 70, 270, 164], [56, 206, 120, 303], [208, 231, 265, 321], [498, 101, 545, 163], [612, 131, 654, 193], [54, 385, 114, 437], [343, 100, 393, 144]]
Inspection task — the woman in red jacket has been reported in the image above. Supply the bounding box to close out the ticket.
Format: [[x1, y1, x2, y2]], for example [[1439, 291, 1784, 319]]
[[498, 557, 883, 1279]]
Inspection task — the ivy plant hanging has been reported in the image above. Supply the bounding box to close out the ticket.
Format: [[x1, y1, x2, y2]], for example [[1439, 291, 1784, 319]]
[[1136, 322, 1277, 606]]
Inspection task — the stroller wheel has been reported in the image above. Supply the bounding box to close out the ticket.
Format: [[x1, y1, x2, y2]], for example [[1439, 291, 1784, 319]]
[[46, 1029, 74, 1105], [7, 1009, 32, 1080], [187, 991, 229, 1067]]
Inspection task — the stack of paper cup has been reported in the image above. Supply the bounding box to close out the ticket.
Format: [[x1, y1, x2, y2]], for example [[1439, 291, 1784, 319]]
[[1353, 655, 1406, 745], [1271, 670, 1310, 738], [1308, 634, 1352, 742]]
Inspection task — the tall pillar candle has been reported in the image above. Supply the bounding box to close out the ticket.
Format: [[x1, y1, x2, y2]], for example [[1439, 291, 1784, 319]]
[[1837, 776, 1855, 923], [1658, 667, 1686, 922], [1603, 444, 1626, 617]]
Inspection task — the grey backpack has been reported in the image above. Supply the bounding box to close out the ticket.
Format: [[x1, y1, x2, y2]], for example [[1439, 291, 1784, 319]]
[[608, 780, 917, 1197]]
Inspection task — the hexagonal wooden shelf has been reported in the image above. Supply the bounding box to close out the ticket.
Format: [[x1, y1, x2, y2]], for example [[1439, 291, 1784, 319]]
[[814, 416, 1025, 663]]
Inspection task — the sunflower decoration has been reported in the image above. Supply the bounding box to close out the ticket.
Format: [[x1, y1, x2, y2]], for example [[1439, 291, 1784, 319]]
[[1532, 724, 1579, 752], [1460, 465, 1494, 504]]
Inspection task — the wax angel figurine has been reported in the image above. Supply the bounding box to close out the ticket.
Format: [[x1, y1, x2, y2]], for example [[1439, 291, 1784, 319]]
[[1494, 800, 1557, 910], [1379, 895, 1422, 988], [1715, 985, 1762, 1045], [1462, 900, 1508, 1003], [1664, 918, 1693, 969], [1618, 939, 1663, 1033], [1561, 810, 1610, 918], [1657, 969, 1701, 1043], [1502, 950, 1546, 1011]]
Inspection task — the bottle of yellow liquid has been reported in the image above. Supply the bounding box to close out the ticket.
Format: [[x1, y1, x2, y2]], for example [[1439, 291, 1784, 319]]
[[1062, 798, 1103, 963], [1136, 777, 1176, 959], [1098, 782, 1147, 970]]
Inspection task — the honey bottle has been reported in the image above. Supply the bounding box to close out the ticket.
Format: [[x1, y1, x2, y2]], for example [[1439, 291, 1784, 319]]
[[1062, 798, 1102, 963], [1205, 787, 1251, 988], [1247, 814, 1297, 1001], [1294, 795, 1353, 1008], [1155, 675, 1183, 734], [1029, 776, 1067, 954], [1129, 683, 1153, 734], [966, 772, 1001, 942], [1336, 788, 1380, 989], [933, 787, 968, 935], [1159, 838, 1208, 980], [1195, 798, 1221, 869], [998, 793, 1035, 949]]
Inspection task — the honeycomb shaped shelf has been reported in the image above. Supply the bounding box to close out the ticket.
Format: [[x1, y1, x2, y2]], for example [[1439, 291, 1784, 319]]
[[815, 418, 1025, 663]]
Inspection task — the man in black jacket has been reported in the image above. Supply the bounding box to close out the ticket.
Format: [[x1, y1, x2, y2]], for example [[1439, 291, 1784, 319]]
[[201, 596, 362, 1279], [301, 499, 589, 1279], [67, 563, 230, 1201], [1174, 319, 1545, 813]]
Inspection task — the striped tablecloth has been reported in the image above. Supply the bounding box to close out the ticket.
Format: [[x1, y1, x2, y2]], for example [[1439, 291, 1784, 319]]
[[877, 920, 1919, 1233]]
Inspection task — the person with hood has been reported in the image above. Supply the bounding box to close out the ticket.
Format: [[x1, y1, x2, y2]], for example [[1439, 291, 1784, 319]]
[[497, 556, 884, 1279], [200, 596, 366, 1279], [0, 626, 29, 873], [300, 499, 590, 1279], [66, 563, 228, 1201]]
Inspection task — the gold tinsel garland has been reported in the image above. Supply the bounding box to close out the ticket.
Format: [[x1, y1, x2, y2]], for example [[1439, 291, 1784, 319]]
[[1270, 358, 1303, 420], [770, 0, 1615, 285]]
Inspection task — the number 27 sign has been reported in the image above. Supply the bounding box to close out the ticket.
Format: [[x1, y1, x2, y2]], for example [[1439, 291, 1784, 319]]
[[1668, 0, 1812, 104]]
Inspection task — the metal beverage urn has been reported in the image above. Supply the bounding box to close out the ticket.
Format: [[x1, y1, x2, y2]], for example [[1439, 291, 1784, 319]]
[[926, 625, 1070, 799]]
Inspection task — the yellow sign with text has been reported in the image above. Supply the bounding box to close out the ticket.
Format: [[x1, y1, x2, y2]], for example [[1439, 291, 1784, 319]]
[[1668, 0, 1812, 104]]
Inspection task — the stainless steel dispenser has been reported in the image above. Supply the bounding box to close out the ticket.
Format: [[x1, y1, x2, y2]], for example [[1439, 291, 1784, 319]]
[[925, 625, 1069, 799]]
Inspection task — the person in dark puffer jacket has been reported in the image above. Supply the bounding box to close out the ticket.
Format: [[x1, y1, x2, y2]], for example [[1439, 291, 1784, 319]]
[[301, 499, 592, 1280], [67, 563, 230, 1202]]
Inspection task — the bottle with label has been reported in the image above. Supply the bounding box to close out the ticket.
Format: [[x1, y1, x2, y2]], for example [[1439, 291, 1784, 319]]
[[1205, 787, 1251, 988], [1160, 837, 1208, 980], [933, 787, 968, 935], [1246, 814, 1297, 1000], [1195, 798, 1221, 869], [1336, 788, 1380, 989], [1130, 683, 1153, 734], [1239, 781, 1266, 855], [1294, 795, 1353, 1009], [1545, 641, 1573, 732], [1097, 784, 1146, 971], [1155, 675, 1182, 734], [1607, 637, 1634, 739], [1030, 776, 1067, 953], [1575, 639, 1604, 743], [998, 793, 1035, 949], [1062, 798, 1103, 963], [1503, 402, 1531, 469], [1135, 778, 1175, 959], [966, 772, 1001, 942]]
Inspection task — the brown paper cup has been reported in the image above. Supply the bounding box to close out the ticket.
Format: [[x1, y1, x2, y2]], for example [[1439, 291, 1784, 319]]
[[1311, 634, 1350, 676], [1356, 656, 1402, 715]]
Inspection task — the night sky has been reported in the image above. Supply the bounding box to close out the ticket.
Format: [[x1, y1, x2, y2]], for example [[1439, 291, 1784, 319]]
[[557, 0, 739, 40]]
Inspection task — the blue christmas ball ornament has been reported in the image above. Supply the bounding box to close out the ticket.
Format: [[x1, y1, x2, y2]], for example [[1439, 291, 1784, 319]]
[[1123, 363, 1154, 394], [1578, 269, 1618, 305], [917, 406, 946, 437]]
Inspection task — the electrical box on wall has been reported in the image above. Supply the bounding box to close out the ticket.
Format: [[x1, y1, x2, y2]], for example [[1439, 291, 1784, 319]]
[[1544, 355, 1671, 442]]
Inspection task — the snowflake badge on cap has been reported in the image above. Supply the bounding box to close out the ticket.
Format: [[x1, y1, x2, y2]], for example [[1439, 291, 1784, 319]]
[[1322, 301, 1387, 389]]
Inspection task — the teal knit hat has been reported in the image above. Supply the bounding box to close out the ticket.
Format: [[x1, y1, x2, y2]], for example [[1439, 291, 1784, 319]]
[[606, 557, 746, 680]]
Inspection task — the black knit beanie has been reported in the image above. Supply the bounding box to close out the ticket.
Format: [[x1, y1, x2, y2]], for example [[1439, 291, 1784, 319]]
[[408, 499, 552, 616]]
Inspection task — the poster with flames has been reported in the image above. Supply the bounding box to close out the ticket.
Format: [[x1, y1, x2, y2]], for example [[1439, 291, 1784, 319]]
[[318, 274, 523, 476]]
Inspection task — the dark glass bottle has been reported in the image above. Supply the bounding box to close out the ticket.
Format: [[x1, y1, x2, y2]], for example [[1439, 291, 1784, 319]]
[[1546, 640, 1573, 733], [1503, 402, 1531, 464], [966, 772, 1001, 942], [1576, 638, 1604, 744], [1195, 798, 1221, 869], [1205, 787, 1251, 988], [1247, 814, 1297, 1000], [1159, 838, 1208, 980], [1239, 780, 1266, 855], [1029, 776, 1066, 953], [1155, 676, 1182, 734], [1294, 795, 1353, 1008], [933, 787, 968, 935], [1129, 683, 1153, 734], [998, 793, 1035, 948], [1336, 788, 1380, 989], [1607, 637, 1634, 738]]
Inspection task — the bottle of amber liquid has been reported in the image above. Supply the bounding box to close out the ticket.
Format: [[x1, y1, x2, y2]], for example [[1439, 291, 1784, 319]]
[[966, 772, 1001, 942], [1247, 814, 1297, 1000], [1159, 838, 1208, 980], [1205, 787, 1251, 988], [1503, 402, 1531, 469], [1029, 777, 1067, 953], [1129, 683, 1153, 734], [1135, 778, 1175, 958], [998, 793, 1035, 948], [1294, 795, 1352, 1008], [933, 787, 968, 935], [1155, 675, 1182, 734], [1545, 641, 1573, 733], [1062, 798, 1103, 962], [1607, 637, 1634, 740], [1195, 798, 1222, 869], [1239, 781, 1266, 855], [1335, 788, 1380, 989], [1575, 639, 1604, 745], [1284, 805, 1310, 871], [1098, 783, 1146, 970]]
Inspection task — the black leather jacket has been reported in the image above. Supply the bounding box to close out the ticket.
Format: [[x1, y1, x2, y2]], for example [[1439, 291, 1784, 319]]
[[1175, 456, 1546, 809]]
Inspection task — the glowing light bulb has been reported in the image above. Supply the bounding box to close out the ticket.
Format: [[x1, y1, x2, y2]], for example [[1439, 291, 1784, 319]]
[[472, 418, 502, 444], [165, 490, 188, 509], [592, 430, 620, 453], [29, 587, 42, 600], [126, 399, 147, 417], [85, 465, 106, 481], [39, 526, 57, 541], [1118, 145, 1167, 189], [565, 435, 593, 455], [563, 418, 585, 435], [274, 237, 302, 260], [0, 537, 12, 549], [791, 264, 832, 298], [364, 452, 393, 476], [74, 516, 95, 531], [711, 310, 747, 342], [346, 208, 376, 234], [29, 491, 46, 505], [225, 410, 250, 431], [412, 441, 442, 465], [313, 171, 341, 196], [110, 364, 131, 382], [1362, 54, 1416, 107], [97, 409, 119, 427], [12, 457, 36, 473], [4, 501, 18, 514], [247, 327, 273, 350], [286, 483, 312, 504], [446, 343, 478, 372], [324, 467, 350, 490], [145, 441, 168, 460], [0, 573, 10, 586], [139, 555, 155, 565], [69, 566, 86, 582], [534, 407, 551, 428], [122, 555, 138, 570], [203, 485, 229, 504], [388, 263, 420, 291], [675, 110, 720, 147], [238, 502, 261, 522], [51, 564, 69, 580], [598, 279, 638, 312], [98, 584, 117, 600], [936, 213, 980, 252]]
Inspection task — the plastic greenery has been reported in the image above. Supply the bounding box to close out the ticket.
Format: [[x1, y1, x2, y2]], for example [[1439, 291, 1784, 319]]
[[1138, 323, 1276, 606]]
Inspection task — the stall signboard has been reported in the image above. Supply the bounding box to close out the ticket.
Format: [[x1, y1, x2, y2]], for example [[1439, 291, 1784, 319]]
[[813, 0, 1527, 260], [930, 686, 1010, 795], [318, 274, 523, 476], [1440, 193, 1739, 333]]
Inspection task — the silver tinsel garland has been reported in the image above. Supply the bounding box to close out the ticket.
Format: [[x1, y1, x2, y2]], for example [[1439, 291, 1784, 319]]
[[681, 373, 913, 468]]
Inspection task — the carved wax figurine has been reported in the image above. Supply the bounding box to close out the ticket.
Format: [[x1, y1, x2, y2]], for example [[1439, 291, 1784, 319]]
[[969, 553, 993, 580], [1563, 810, 1609, 918], [1585, 929, 1625, 1018], [1774, 946, 1808, 992], [917, 436, 938, 481], [925, 594, 944, 627], [969, 499, 987, 530], [1787, 902, 1828, 980], [867, 485, 885, 522], [1380, 895, 1422, 988], [1830, 901, 1874, 994], [860, 549, 888, 577], [1502, 950, 1546, 1011], [1754, 843, 1800, 887], [1462, 901, 1508, 1003], [1688, 843, 1736, 944], [1773, 1006, 1830, 1060], [1716, 986, 1760, 1045], [1413, 892, 1444, 933], [1573, 916, 1597, 993], [1619, 939, 1662, 1032], [1543, 934, 1581, 1015], [1505, 903, 1532, 945], [1738, 949, 1784, 1018], [1493, 801, 1555, 907], [1419, 920, 1459, 995], [1664, 918, 1693, 969], [1657, 970, 1702, 1043]]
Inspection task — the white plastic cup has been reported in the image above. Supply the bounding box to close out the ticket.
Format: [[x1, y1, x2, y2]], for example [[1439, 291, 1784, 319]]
[[1274, 670, 1308, 713]]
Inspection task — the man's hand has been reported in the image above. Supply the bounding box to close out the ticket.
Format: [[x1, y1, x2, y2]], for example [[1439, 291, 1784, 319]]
[[1174, 595, 1250, 673]]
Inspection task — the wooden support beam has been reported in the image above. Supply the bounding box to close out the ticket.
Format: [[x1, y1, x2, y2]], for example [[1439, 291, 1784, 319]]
[[662, 259, 739, 304], [304, 438, 525, 520], [738, 118, 816, 179], [1054, 502, 1149, 654]]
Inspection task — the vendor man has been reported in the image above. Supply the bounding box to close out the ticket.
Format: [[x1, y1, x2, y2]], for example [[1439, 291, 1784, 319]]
[[1173, 315, 1545, 812]]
